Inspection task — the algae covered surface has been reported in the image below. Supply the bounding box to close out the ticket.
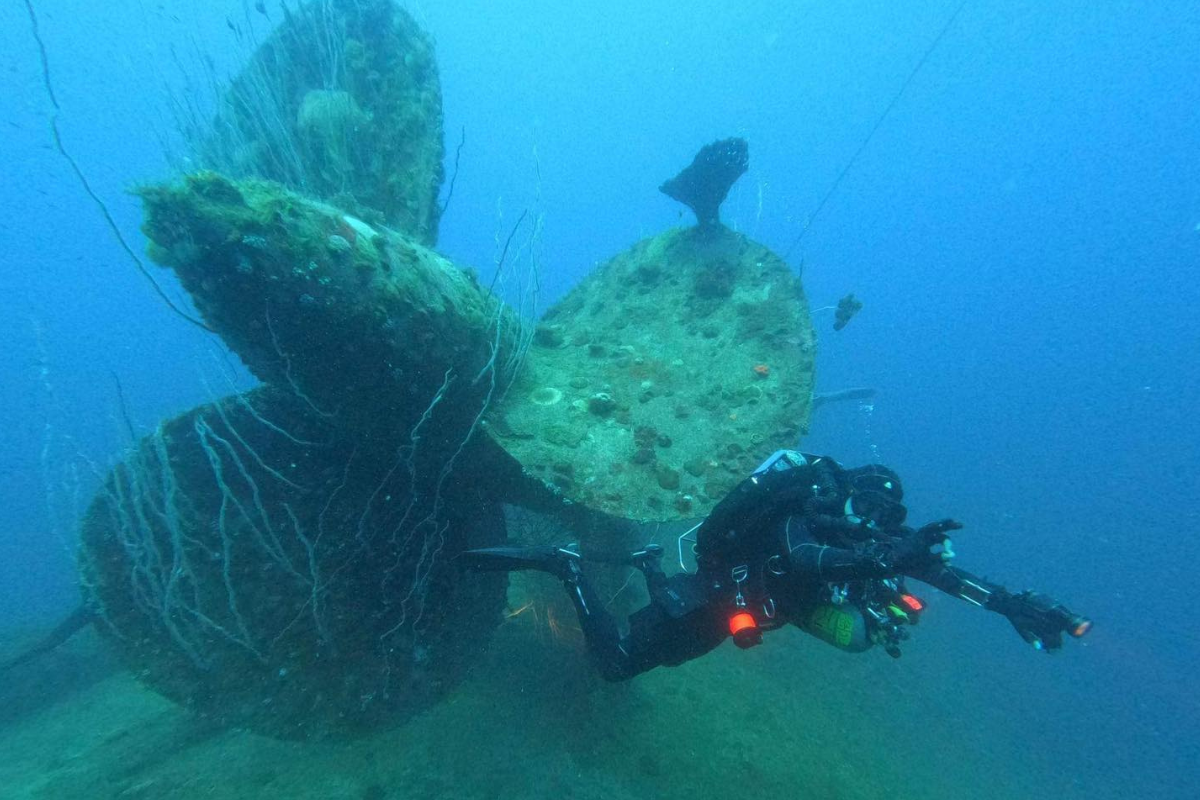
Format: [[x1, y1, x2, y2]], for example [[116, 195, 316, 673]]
[[491, 226, 816, 521], [118, 167, 817, 734], [76, 387, 509, 738], [197, 0, 445, 243], [138, 172, 520, 443], [135, 169, 814, 529]]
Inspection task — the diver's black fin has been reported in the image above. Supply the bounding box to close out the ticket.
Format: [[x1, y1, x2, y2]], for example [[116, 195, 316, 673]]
[[459, 544, 582, 580], [659, 138, 749, 229]]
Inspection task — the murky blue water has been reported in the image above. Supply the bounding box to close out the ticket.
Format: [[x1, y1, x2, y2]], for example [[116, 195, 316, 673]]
[[1, 2, 1196, 798]]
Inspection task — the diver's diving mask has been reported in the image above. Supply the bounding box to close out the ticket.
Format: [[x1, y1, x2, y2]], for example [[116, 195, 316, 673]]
[[844, 491, 908, 530]]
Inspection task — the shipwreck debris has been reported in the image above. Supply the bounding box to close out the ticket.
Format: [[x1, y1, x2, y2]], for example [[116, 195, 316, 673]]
[[833, 292, 863, 331], [659, 137, 750, 229]]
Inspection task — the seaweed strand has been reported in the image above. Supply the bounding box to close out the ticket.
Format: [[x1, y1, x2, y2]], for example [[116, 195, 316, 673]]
[[488, 208, 529, 293], [21, 0, 214, 334], [439, 125, 466, 218], [109, 369, 138, 444]]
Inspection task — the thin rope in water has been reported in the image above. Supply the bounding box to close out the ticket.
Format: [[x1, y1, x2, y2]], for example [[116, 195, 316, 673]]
[[784, 0, 970, 260]]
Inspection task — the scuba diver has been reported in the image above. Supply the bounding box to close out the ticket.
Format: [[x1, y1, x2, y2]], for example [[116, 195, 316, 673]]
[[462, 450, 1092, 682]]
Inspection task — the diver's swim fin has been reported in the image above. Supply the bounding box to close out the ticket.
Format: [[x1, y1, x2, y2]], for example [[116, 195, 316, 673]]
[[459, 544, 582, 580]]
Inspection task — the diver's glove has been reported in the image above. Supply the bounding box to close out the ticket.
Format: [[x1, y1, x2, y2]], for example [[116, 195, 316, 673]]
[[887, 519, 962, 571], [991, 590, 1093, 651]]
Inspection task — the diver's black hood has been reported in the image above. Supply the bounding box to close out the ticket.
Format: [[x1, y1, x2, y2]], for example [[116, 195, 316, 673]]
[[842, 464, 904, 502], [841, 464, 907, 530]]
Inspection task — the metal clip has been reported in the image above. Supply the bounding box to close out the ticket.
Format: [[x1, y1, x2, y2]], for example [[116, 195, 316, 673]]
[[731, 565, 750, 607]]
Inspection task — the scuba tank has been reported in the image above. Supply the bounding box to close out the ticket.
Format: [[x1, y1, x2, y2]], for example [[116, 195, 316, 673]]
[[799, 586, 927, 656], [798, 604, 873, 653]]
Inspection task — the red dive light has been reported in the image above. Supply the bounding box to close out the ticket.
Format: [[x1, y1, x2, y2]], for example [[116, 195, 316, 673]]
[[899, 594, 925, 613], [729, 612, 762, 649]]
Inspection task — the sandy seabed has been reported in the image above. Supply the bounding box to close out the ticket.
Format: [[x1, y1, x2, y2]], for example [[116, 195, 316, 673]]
[[0, 581, 1065, 800]]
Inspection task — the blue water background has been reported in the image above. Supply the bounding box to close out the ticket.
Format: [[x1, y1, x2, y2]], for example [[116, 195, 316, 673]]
[[1, 1, 1197, 796]]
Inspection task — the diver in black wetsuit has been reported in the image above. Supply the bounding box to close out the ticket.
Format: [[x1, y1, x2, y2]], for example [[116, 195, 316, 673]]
[[462, 450, 1092, 681]]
